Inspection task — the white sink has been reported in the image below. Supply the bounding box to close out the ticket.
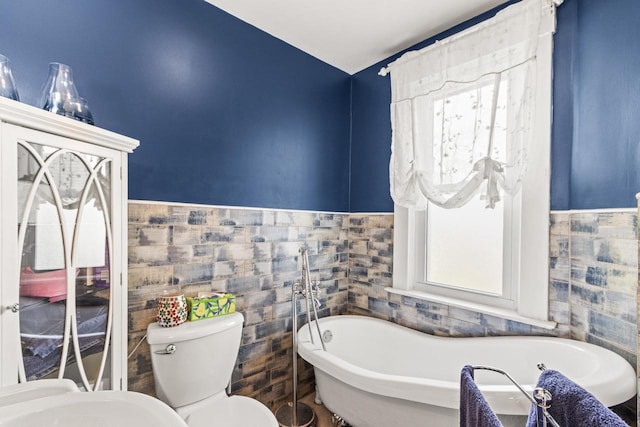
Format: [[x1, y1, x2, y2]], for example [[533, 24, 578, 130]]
[[0, 380, 188, 427], [0, 379, 79, 407]]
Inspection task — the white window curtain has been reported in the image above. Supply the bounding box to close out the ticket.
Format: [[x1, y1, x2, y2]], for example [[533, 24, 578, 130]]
[[385, 0, 556, 209]]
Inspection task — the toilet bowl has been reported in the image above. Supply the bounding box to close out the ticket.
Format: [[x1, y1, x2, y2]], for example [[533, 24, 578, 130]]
[[185, 395, 277, 426], [147, 312, 278, 427]]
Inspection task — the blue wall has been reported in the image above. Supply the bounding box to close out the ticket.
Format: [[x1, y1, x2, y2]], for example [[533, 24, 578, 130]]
[[570, 0, 640, 209], [350, 0, 640, 212], [0, 0, 351, 212], [3, 0, 639, 213]]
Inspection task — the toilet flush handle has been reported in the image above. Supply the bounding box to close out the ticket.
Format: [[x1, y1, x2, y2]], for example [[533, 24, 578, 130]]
[[154, 344, 177, 355]]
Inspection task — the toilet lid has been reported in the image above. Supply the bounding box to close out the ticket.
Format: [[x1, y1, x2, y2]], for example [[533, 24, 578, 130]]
[[186, 395, 278, 427]]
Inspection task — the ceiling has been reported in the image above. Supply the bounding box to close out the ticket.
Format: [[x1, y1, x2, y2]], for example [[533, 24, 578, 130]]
[[204, 0, 509, 75]]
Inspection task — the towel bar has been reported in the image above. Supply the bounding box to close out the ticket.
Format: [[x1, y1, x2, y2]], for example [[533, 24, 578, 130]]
[[471, 365, 560, 427]]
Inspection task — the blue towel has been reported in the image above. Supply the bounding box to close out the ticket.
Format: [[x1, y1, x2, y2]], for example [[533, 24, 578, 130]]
[[460, 365, 503, 427], [525, 370, 628, 427]]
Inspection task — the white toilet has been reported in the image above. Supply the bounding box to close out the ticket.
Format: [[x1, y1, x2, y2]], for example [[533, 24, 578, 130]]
[[147, 312, 279, 427]]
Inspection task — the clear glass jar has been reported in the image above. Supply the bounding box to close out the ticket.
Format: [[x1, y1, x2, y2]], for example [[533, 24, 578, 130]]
[[0, 54, 20, 101], [39, 63, 94, 124]]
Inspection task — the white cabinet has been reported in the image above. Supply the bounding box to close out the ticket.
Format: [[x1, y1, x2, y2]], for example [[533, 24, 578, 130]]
[[0, 97, 138, 391]]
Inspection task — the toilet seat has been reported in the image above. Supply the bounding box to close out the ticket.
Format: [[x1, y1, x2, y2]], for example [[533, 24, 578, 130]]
[[185, 395, 278, 427]]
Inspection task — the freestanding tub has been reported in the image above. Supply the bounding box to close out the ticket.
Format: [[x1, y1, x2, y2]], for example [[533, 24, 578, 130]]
[[297, 315, 636, 427]]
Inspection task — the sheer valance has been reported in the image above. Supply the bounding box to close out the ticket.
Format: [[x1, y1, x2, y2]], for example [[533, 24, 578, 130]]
[[385, 0, 557, 209]]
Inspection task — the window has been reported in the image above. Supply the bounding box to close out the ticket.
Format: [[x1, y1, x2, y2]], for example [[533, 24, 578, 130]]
[[424, 193, 511, 304], [386, 0, 557, 326], [419, 78, 517, 309]]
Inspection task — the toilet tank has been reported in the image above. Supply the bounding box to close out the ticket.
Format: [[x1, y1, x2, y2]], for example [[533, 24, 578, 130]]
[[147, 312, 244, 409]]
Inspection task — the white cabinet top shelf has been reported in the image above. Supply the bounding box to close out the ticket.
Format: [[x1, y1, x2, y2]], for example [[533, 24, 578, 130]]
[[0, 97, 139, 153]]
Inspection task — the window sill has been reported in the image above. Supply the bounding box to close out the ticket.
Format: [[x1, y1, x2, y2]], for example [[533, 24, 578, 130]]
[[385, 287, 557, 330]]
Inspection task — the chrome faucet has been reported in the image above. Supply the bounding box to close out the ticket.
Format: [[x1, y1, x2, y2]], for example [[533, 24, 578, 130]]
[[285, 247, 326, 427], [298, 247, 326, 351]]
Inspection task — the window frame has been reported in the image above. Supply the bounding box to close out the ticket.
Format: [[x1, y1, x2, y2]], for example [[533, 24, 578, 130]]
[[391, 25, 555, 326]]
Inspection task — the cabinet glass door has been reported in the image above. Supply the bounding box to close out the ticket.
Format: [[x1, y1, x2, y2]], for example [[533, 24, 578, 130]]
[[17, 140, 114, 391]]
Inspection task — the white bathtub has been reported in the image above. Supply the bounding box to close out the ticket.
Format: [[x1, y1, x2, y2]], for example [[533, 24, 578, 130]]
[[297, 315, 636, 427]]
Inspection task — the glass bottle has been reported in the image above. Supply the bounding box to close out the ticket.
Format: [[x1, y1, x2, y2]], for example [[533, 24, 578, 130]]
[[39, 62, 80, 113], [39, 63, 94, 125], [63, 96, 95, 125], [0, 54, 20, 101]]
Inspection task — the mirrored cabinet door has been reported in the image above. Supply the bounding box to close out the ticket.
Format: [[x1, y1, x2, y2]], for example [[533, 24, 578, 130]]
[[3, 123, 123, 391]]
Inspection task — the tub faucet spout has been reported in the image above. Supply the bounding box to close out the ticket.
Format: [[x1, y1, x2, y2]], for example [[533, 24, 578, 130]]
[[312, 282, 322, 309], [299, 248, 327, 352]]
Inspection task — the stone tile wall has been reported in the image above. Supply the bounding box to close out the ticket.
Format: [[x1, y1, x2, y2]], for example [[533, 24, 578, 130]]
[[127, 202, 348, 410], [126, 203, 637, 418], [348, 211, 638, 368], [557, 212, 638, 366]]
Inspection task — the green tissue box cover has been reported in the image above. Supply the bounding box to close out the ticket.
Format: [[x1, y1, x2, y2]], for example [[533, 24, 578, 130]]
[[186, 293, 236, 321]]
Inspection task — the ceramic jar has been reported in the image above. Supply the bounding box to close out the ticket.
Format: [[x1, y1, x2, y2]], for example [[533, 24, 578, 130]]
[[156, 294, 188, 327]]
